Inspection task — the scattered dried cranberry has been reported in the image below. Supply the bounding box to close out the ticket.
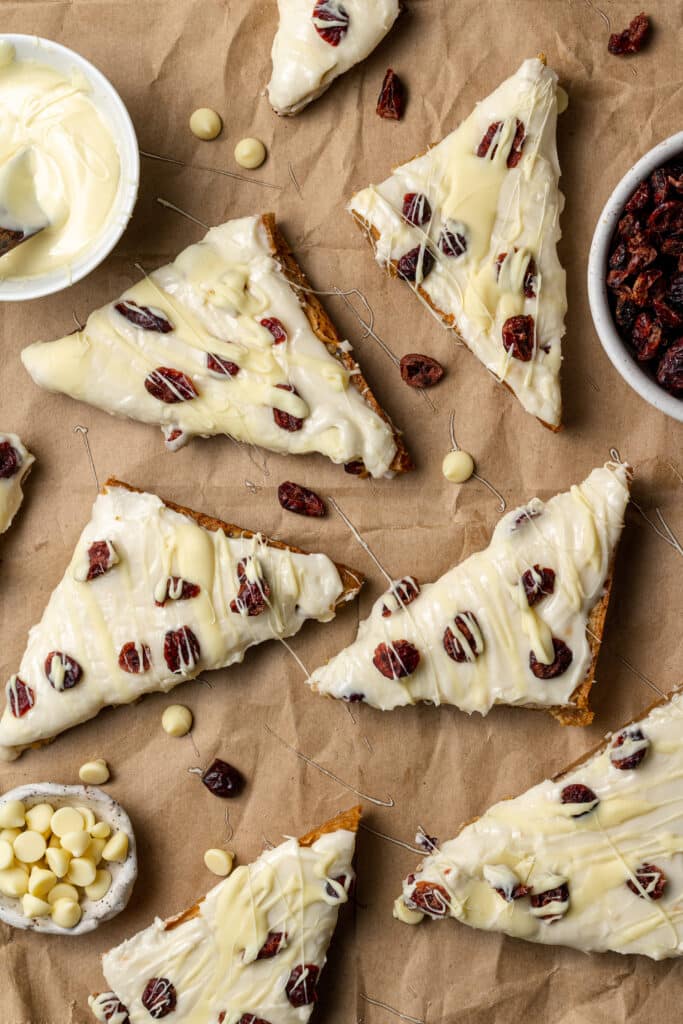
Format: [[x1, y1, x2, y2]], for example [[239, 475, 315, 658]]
[[477, 121, 502, 159], [529, 638, 573, 679], [439, 228, 467, 258], [85, 541, 118, 581], [521, 565, 556, 606], [312, 0, 348, 45], [627, 862, 667, 900], [376, 68, 406, 120], [201, 758, 246, 799], [141, 978, 177, 1019], [477, 119, 525, 167], [608, 12, 650, 55], [93, 995, 130, 1023], [344, 459, 366, 475], [502, 315, 535, 361], [285, 964, 320, 1007], [207, 353, 239, 377], [523, 256, 537, 298], [163, 626, 200, 674], [256, 931, 287, 959], [397, 245, 435, 283], [610, 727, 649, 769], [230, 580, 270, 616], [260, 317, 287, 344], [399, 353, 444, 388], [273, 384, 304, 432], [443, 613, 483, 663], [381, 577, 420, 617], [530, 882, 569, 921], [8, 677, 34, 717], [145, 367, 197, 403], [155, 577, 200, 606], [402, 192, 432, 227], [0, 442, 21, 479], [409, 881, 450, 916], [560, 783, 598, 816], [118, 642, 152, 674], [632, 268, 663, 307], [657, 337, 683, 395], [626, 180, 651, 212], [614, 292, 638, 331], [45, 652, 82, 690], [373, 640, 420, 679], [115, 301, 173, 333], [495, 882, 531, 902], [654, 297, 683, 328], [277, 481, 325, 517], [325, 873, 352, 898]]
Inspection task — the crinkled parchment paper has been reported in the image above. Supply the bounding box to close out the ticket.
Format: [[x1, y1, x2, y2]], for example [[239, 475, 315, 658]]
[[1, 1, 682, 1021]]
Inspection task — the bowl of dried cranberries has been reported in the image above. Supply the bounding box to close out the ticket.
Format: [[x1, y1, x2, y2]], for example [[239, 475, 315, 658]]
[[588, 131, 683, 421]]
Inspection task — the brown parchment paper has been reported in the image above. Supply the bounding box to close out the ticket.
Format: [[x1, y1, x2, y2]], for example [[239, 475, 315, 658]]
[[1, 1, 683, 1021]]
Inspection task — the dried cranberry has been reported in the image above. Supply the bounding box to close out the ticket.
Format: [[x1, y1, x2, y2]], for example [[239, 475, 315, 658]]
[[0, 227, 25, 256], [614, 293, 637, 331], [652, 299, 682, 328], [657, 337, 683, 395], [344, 459, 366, 475], [631, 311, 663, 361], [627, 863, 667, 900], [512, 507, 541, 530], [343, 692, 365, 703], [7, 677, 34, 717], [617, 211, 639, 239], [115, 301, 173, 333], [163, 627, 200, 674], [312, 0, 349, 45], [45, 652, 82, 691], [625, 180, 651, 212], [438, 229, 467, 258], [521, 565, 556, 606], [523, 256, 537, 298], [156, 577, 201, 606], [93, 995, 130, 1023], [141, 978, 177, 1019], [495, 882, 531, 902], [207, 353, 239, 377], [273, 384, 304, 432], [230, 579, 270, 616], [609, 242, 628, 269], [402, 192, 432, 227], [376, 68, 406, 120], [260, 317, 287, 344], [409, 881, 450, 916], [145, 367, 197, 403], [285, 964, 320, 1007], [560, 783, 598, 816], [373, 640, 420, 679], [477, 121, 502, 159], [506, 119, 526, 168], [118, 642, 152, 674], [201, 758, 246, 799], [85, 541, 117, 580], [502, 315, 535, 361], [325, 873, 352, 898], [529, 638, 573, 679], [650, 167, 670, 205], [381, 577, 420, 617], [607, 267, 633, 290], [399, 353, 444, 388], [648, 201, 683, 235], [667, 273, 683, 308], [443, 613, 483, 663], [277, 481, 325, 517], [662, 234, 683, 256], [631, 268, 663, 307], [256, 931, 287, 959], [611, 727, 649, 769], [0, 442, 21, 479], [397, 245, 435, 283], [530, 883, 569, 920], [608, 12, 649, 55]]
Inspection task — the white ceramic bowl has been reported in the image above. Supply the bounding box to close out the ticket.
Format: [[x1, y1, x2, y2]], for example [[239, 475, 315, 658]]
[[0, 782, 137, 935], [0, 34, 139, 302], [588, 130, 683, 423]]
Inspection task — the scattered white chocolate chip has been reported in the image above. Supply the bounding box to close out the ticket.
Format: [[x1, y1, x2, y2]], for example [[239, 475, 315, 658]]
[[76, 805, 97, 830], [79, 759, 110, 786], [24, 803, 54, 835], [442, 449, 475, 484], [22, 893, 51, 918], [61, 830, 91, 857], [234, 137, 266, 170], [89, 820, 111, 840], [13, 830, 46, 864], [48, 882, 79, 906], [189, 107, 222, 141], [66, 857, 97, 888], [557, 85, 569, 114], [203, 848, 234, 877], [88, 837, 106, 864], [51, 897, 82, 929], [85, 869, 112, 901], [162, 704, 193, 737], [0, 828, 21, 844], [392, 896, 425, 925], [28, 867, 56, 899], [102, 831, 128, 863], [51, 806, 85, 838], [0, 867, 29, 898], [0, 800, 25, 829], [0, 840, 13, 870], [45, 847, 71, 878]]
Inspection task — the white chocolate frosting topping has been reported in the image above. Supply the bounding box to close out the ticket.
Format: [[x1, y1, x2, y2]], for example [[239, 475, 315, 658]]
[[308, 463, 630, 716], [21, 215, 399, 478], [348, 58, 566, 426], [268, 0, 401, 116], [90, 818, 357, 1023], [0, 481, 350, 761], [0, 431, 34, 536], [398, 689, 683, 960]]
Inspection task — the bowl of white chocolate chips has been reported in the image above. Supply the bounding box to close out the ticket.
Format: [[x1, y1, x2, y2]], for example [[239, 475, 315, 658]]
[[0, 782, 137, 934]]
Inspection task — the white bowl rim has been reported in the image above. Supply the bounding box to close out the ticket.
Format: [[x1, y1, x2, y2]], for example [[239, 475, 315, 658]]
[[587, 129, 683, 424], [0, 33, 139, 302]]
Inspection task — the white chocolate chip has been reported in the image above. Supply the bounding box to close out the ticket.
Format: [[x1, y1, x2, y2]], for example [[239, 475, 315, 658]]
[[45, 847, 71, 878], [85, 868, 112, 901], [28, 867, 57, 899], [203, 848, 234, 877], [61, 830, 91, 857], [0, 800, 25, 829], [24, 803, 54, 836], [0, 839, 14, 870], [89, 820, 111, 840], [51, 806, 85, 837], [189, 107, 222, 140], [88, 837, 106, 864], [234, 137, 266, 170], [162, 704, 193, 737], [442, 449, 475, 484], [51, 897, 82, 929], [76, 805, 97, 830], [392, 896, 425, 925], [102, 831, 128, 863], [47, 882, 79, 905], [13, 830, 46, 864], [66, 856, 97, 887], [79, 759, 110, 785], [0, 828, 21, 844], [0, 866, 29, 897], [22, 893, 51, 918], [557, 85, 569, 114]]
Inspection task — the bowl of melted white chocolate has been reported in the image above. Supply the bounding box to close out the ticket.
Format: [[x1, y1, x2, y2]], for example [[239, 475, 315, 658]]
[[0, 35, 139, 301]]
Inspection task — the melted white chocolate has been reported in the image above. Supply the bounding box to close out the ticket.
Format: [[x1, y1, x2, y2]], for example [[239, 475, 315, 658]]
[[349, 58, 566, 427], [399, 689, 683, 960], [21, 215, 399, 478], [91, 822, 357, 1023], [0, 45, 120, 279], [268, 0, 401, 115], [308, 463, 629, 715], [0, 432, 34, 535], [0, 482, 352, 761]]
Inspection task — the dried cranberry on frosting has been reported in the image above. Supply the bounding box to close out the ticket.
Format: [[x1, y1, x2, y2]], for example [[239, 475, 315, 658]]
[[397, 245, 435, 283], [626, 863, 667, 901], [407, 880, 451, 917], [207, 353, 240, 377], [272, 383, 305, 432], [163, 627, 200, 674], [260, 317, 287, 344], [373, 640, 420, 679], [7, 676, 35, 718], [402, 192, 432, 227], [529, 638, 572, 679], [79, 540, 119, 582], [521, 565, 556, 606], [141, 978, 177, 1019], [381, 577, 420, 617], [312, 1, 349, 46], [145, 367, 198, 404], [256, 931, 287, 959], [115, 300, 173, 333], [155, 577, 201, 606], [285, 963, 320, 1007], [230, 558, 271, 617], [45, 651, 83, 691], [0, 441, 22, 479], [483, 864, 530, 902], [118, 642, 152, 674], [443, 612, 483, 663], [529, 879, 569, 922], [560, 783, 599, 816], [610, 727, 650, 770]]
